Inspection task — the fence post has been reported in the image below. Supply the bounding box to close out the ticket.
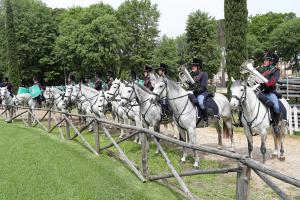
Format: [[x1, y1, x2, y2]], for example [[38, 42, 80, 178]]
[[47, 110, 51, 132], [289, 106, 294, 135], [236, 162, 251, 200], [65, 114, 70, 139], [94, 121, 100, 154], [294, 106, 299, 132], [141, 132, 148, 178], [28, 108, 32, 127]]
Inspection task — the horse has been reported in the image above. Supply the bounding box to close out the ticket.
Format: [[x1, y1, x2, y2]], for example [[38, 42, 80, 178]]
[[44, 86, 67, 112], [78, 84, 107, 119], [0, 87, 15, 122], [106, 79, 143, 143], [230, 79, 290, 162], [149, 77, 234, 168]]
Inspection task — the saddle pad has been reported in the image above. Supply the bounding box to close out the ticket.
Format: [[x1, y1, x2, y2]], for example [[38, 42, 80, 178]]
[[29, 85, 42, 98], [279, 101, 287, 120], [204, 97, 219, 116], [17, 87, 29, 95]]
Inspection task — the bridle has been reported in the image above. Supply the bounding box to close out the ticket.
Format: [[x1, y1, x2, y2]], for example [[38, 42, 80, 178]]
[[107, 82, 120, 99], [231, 84, 268, 136]]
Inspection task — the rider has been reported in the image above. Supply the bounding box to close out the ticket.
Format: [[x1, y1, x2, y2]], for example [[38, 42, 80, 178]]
[[68, 74, 76, 85], [106, 70, 114, 90], [156, 63, 168, 78], [156, 63, 171, 119], [3, 77, 13, 96], [143, 65, 154, 91], [94, 72, 103, 91], [33, 76, 44, 106], [189, 58, 209, 127], [257, 52, 281, 134]]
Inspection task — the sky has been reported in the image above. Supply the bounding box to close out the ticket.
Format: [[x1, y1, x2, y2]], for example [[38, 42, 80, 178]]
[[41, 0, 300, 38]]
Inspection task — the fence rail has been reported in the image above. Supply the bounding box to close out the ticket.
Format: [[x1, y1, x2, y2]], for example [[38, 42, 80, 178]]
[[0, 106, 299, 200]]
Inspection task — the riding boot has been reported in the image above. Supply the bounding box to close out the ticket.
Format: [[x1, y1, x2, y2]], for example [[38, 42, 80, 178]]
[[273, 112, 281, 135], [201, 108, 208, 127]]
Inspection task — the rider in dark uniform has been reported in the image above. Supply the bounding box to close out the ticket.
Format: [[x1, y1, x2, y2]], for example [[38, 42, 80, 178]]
[[68, 74, 76, 85], [156, 63, 172, 119], [189, 58, 209, 127], [143, 65, 153, 91], [94, 72, 103, 91], [106, 70, 114, 90], [257, 52, 281, 134], [3, 77, 13, 96]]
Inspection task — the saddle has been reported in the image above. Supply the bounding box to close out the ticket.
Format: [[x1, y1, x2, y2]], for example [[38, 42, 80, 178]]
[[188, 93, 219, 120], [257, 93, 287, 121]]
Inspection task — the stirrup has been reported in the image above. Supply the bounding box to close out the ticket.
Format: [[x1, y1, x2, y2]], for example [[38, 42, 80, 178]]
[[274, 126, 281, 135]]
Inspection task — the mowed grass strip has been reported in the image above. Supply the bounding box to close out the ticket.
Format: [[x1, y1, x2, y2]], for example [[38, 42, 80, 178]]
[[0, 121, 183, 200]]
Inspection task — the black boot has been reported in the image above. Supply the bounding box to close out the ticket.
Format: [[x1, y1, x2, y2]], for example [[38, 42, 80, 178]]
[[201, 108, 209, 127], [273, 112, 281, 135]]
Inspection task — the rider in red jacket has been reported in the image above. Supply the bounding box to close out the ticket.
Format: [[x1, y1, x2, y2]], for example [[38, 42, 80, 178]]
[[257, 52, 281, 134]]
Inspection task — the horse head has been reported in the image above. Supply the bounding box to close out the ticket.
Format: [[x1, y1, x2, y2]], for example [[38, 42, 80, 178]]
[[230, 79, 247, 110], [43, 87, 53, 106], [0, 87, 10, 101], [120, 84, 135, 106], [107, 78, 122, 101], [64, 85, 73, 103], [150, 78, 168, 104], [96, 91, 108, 113]]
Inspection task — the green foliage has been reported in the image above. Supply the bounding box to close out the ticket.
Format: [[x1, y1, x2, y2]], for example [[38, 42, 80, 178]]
[[247, 12, 296, 61], [270, 18, 300, 72], [152, 35, 179, 77], [224, 0, 248, 83], [175, 33, 189, 65], [117, 0, 160, 75], [186, 10, 221, 78]]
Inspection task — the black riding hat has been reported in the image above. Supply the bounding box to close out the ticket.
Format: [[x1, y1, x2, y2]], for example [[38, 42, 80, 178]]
[[156, 63, 168, 73], [264, 53, 279, 64], [144, 65, 153, 72], [191, 58, 203, 68]]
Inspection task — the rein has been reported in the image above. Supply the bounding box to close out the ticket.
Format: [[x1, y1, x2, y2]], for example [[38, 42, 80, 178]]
[[233, 85, 269, 136]]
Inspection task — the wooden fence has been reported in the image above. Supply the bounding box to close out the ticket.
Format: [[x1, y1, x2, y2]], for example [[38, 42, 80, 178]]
[[289, 104, 300, 134], [0, 106, 299, 200], [278, 77, 300, 99]]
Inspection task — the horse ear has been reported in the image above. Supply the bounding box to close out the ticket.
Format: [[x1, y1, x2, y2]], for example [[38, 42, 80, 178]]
[[251, 83, 260, 91], [231, 77, 235, 82]]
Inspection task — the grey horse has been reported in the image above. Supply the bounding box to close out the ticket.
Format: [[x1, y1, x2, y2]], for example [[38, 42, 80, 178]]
[[150, 77, 234, 168]]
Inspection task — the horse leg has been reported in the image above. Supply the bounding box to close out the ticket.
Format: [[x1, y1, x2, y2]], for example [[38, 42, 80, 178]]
[[260, 129, 268, 163], [245, 128, 253, 158], [154, 123, 161, 154], [214, 120, 222, 149], [272, 129, 279, 158], [279, 123, 286, 161], [187, 127, 199, 168], [177, 127, 187, 163]]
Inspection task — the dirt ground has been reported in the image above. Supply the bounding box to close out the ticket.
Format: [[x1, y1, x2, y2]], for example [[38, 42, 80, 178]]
[[160, 125, 300, 192]]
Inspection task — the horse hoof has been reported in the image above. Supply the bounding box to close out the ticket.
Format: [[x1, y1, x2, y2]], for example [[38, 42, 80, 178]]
[[217, 146, 222, 150], [173, 135, 177, 139], [180, 158, 186, 163], [193, 162, 199, 168], [229, 148, 235, 152], [279, 156, 285, 161]]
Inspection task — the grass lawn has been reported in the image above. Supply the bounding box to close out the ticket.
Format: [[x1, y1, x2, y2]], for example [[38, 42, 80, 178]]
[[0, 119, 283, 200], [0, 121, 183, 200]]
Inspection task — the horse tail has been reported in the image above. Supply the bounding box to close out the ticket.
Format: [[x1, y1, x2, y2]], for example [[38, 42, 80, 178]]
[[222, 119, 232, 139]]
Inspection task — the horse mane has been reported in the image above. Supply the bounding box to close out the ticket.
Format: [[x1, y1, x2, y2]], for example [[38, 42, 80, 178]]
[[82, 84, 98, 94], [135, 83, 152, 94]]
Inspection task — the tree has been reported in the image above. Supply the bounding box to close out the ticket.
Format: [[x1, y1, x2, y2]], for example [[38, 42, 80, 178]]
[[186, 10, 221, 77], [3, 0, 20, 86], [117, 0, 160, 75], [247, 12, 296, 61], [152, 35, 179, 78], [224, 0, 248, 83], [175, 33, 189, 65], [53, 3, 124, 79], [270, 18, 300, 73]]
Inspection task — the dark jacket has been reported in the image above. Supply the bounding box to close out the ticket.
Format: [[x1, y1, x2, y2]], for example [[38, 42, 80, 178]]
[[94, 79, 102, 91], [144, 76, 153, 91], [259, 64, 280, 93], [190, 71, 208, 96]]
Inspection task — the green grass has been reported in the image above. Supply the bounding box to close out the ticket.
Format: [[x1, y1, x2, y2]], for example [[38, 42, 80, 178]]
[[0, 121, 183, 200], [0, 119, 294, 200]]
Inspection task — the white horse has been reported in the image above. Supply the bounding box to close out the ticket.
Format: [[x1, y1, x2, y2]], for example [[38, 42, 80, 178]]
[[13, 93, 37, 109], [0, 87, 15, 122], [150, 77, 234, 168], [230, 79, 290, 162], [106, 79, 143, 143], [44, 86, 67, 111]]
